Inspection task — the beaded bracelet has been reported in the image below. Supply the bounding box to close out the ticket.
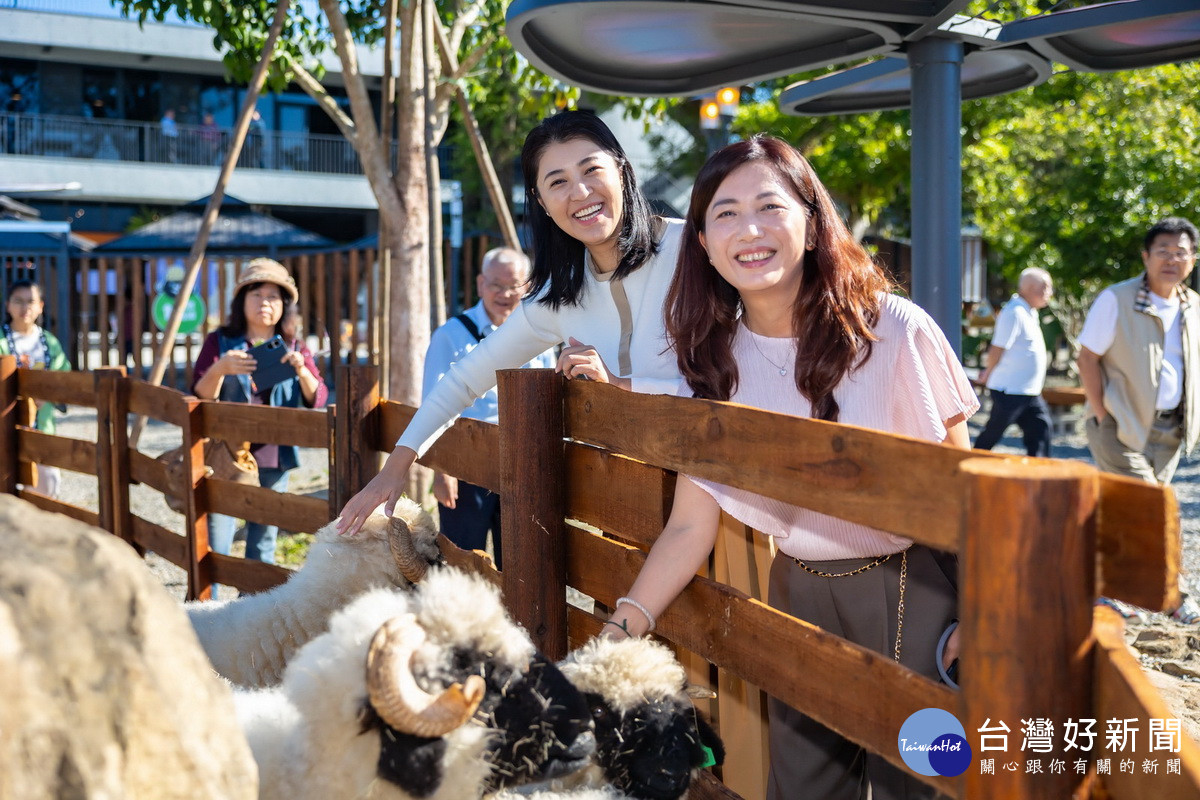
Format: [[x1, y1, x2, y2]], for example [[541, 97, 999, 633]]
[[615, 596, 656, 632]]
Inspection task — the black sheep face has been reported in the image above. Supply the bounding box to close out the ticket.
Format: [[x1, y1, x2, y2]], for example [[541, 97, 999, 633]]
[[359, 648, 594, 798], [586, 692, 725, 800], [462, 651, 596, 792]]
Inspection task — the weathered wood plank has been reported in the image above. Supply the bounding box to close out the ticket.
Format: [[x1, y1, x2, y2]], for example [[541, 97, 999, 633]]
[[333, 364, 380, 511], [691, 771, 747, 800], [17, 369, 96, 408], [127, 380, 189, 426], [198, 402, 328, 448], [962, 457, 1097, 800], [15, 489, 100, 527], [437, 534, 501, 589], [18, 429, 97, 474], [129, 448, 172, 496], [1093, 606, 1200, 800], [565, 380, 1176, 612], [208, 552, 292, 594], [564, 525, 959, 798], [1043, 386, 1086, 407], [564, 381, 967, 550], [418, 417, 500, 492], [130, 515, 188, 568], [500, 369, 568, 660], [377, 400, 414, 452], [1098, 473, 1181, 612], [565, 443, 674, 548], [0, 355, 18, 493], [205, 478, 331, 533]]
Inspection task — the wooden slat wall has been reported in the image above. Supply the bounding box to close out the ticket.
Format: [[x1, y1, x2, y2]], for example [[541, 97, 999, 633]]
[[199, 403, 328, 449]]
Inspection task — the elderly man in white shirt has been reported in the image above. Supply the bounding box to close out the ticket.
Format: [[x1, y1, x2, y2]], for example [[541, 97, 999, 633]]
[[422, 248, 555, 569], [974, 267, 1054, 456]]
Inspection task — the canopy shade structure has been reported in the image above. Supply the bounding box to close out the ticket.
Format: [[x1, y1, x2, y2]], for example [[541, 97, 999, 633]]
[[996, 0, 1200, 73], [780, 47, 1051, 115], [96, 194, 333, 255], [506, 0, 1200, 354], [506, 0, 906, 96]]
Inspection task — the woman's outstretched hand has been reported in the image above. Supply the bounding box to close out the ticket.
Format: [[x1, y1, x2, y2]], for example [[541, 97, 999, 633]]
[[556, 337, 630, 389], [336, 446, 417, 536]]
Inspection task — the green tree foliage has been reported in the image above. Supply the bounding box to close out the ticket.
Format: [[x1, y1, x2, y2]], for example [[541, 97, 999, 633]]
[[733, 60, 1200, 302], [963, 63, 1200, 296]]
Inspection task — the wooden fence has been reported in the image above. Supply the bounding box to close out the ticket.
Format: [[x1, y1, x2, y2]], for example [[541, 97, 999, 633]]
[[66, 235, 499, 388], [2, 357, 1198, 799]]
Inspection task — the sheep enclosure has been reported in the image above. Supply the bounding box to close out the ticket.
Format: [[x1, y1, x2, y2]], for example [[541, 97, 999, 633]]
[[1, 357, 1197, 800]]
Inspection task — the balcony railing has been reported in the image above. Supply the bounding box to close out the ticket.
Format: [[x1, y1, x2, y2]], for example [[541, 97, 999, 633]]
[[0, 113, 454, 178]]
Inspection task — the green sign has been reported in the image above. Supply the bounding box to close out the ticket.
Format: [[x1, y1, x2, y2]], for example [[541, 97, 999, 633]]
[[151, 292, 206, 335]]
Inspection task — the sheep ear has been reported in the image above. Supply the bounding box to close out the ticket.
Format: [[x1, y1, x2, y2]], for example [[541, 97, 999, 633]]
[[694, 712, 725, 767], [375, 728, 449, 797]]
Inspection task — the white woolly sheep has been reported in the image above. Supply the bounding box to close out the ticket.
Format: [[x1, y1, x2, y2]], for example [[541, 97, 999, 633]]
[[554, 637, 724, 800], [236, 568, 597, 800], [188, 499, 441, 688]]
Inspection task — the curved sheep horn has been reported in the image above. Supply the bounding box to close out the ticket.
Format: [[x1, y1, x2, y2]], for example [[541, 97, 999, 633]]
[[366, 615, 486, 738], [388, 515, 429, 584]]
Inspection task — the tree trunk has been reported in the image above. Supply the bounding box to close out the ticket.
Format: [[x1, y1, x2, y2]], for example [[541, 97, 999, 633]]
[[393, 0, 432, 500], [425, 0, 446, 327], [455, 87, 520, 250]]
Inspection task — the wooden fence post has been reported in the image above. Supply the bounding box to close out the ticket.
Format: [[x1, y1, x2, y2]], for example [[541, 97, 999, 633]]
[[334, 363, 381, 513], [181, 397, 214, 600], [94, 367, 134, 549], [498, 368, 568, 660], [960, 457, 1098, 800], [0, 355, 17, 494]]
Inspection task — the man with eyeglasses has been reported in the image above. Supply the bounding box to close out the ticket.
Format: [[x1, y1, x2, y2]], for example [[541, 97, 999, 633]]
[[1078, 216, 1200, 624], [421, 247, 554, 570]]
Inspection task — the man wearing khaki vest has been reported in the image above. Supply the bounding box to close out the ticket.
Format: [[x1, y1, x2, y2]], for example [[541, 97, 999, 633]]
[[1078, 216, 1199, 624]]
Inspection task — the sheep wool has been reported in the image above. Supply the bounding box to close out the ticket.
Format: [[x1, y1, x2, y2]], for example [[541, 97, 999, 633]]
[[235, 569, 596, 800], [556, 637, 725, 800], [188, 499, 440, 688]]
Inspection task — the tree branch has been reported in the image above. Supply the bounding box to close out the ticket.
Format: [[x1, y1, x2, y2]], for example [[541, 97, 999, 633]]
[[286, 55, 358, 144], [317, 0, 398, 216]]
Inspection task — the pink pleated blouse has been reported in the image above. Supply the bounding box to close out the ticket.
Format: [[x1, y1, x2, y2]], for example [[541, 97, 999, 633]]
[[685, 292, 980, 561]]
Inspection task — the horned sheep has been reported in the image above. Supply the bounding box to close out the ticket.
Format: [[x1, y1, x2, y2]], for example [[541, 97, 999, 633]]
[[545, 636, 725, 800], [188, 500, 440, 687], [235, 568, 596, 800]]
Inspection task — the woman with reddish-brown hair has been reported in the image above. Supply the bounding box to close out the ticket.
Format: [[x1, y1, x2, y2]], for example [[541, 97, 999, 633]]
[[603, 135, 978, 799]]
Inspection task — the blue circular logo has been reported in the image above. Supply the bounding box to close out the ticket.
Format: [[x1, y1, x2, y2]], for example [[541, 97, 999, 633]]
[[898, 708, 972, 777]]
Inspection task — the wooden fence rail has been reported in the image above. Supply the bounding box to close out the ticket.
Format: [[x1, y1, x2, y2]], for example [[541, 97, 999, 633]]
[[1, 357, 1197, 799]]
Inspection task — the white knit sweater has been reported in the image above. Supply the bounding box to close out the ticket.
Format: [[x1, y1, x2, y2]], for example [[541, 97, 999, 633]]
[[398, 219, 685, 456]]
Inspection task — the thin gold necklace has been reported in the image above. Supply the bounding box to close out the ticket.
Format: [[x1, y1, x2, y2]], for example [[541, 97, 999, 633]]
[[748, 331, 791, 377]]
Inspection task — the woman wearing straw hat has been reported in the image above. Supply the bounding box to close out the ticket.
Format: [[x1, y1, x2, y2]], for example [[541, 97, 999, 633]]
[[193, 258, 328, 574]]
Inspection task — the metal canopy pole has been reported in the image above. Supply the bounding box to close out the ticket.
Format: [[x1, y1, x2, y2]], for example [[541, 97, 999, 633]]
[[908, 36, 964, 357]]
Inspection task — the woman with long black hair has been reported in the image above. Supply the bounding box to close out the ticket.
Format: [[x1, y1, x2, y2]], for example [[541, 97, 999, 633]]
[[338, 110, 684, 535]]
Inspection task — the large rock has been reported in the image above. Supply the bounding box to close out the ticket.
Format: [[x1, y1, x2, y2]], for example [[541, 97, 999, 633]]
[[0, 495, 257, 799]]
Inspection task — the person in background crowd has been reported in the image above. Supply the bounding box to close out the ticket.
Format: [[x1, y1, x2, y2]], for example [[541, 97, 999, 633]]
[[192, 259, 327, 582], [973, 267, 1054, 457], [603, 136, 977, 800], [0, 280, 71, 498], [422, 247, 554, 570], [1078, 216, 1200, 625], [160, 108, 179, 163]]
